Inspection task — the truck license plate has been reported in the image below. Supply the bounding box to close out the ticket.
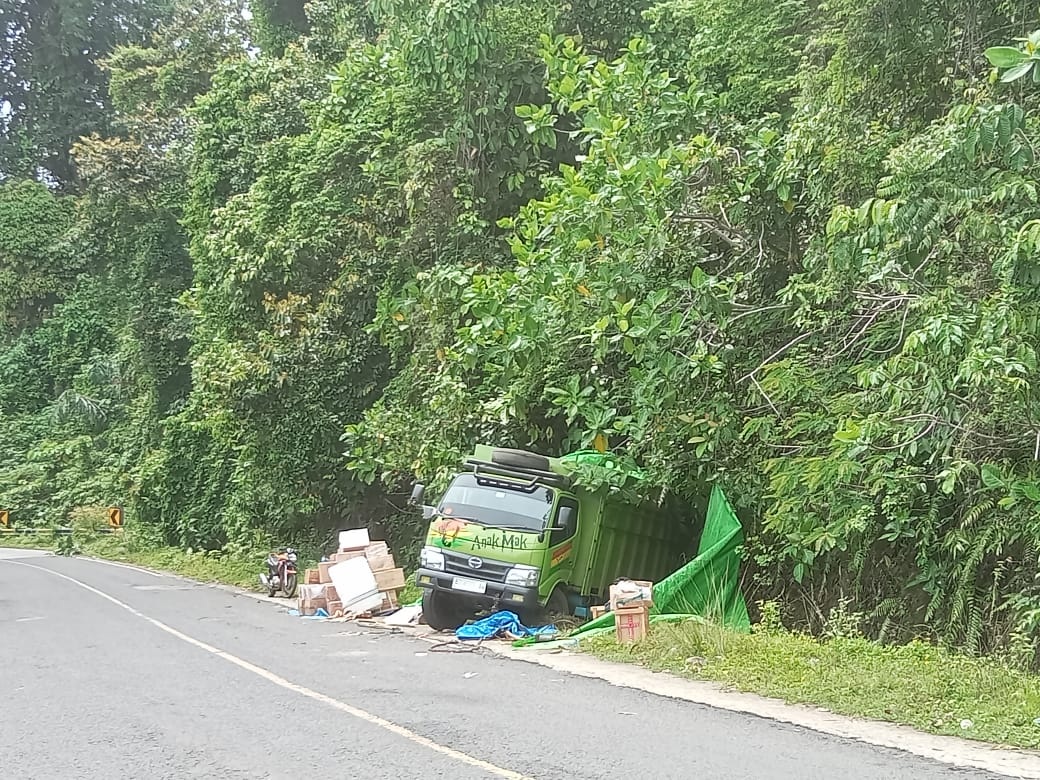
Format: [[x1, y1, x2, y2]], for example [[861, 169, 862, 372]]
[[451, 576, 487, 594]]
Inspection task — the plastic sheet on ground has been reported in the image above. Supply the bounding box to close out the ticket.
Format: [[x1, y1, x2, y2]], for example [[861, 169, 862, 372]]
[[455, 610, 557, 641], [571, 485, 751, 637]]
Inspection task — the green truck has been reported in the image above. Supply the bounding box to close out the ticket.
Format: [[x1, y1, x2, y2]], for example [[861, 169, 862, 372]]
[[412, 445, 699, 630]]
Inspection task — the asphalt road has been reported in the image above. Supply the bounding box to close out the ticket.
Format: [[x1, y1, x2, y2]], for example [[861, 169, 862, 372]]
[[0, 549, 1007, 780]]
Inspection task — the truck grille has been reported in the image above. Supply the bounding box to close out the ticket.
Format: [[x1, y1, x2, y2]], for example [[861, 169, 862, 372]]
[[442, 550, 511, 583]]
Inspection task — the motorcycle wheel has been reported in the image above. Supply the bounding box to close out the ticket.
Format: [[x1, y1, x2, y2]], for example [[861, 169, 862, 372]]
[[282, 572, 298, 599]]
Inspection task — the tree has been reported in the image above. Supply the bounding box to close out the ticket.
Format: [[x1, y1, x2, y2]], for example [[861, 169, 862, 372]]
[[0, 0, 174, 185]]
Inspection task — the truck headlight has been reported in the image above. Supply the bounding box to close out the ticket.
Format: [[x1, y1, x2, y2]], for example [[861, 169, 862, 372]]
[[421, 546, 445, 571], [505, 565, 539, 587]]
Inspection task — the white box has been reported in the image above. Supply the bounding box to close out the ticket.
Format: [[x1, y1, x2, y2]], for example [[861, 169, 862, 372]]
[[328, 556, 382, 614], [338, 528, 370, 551]]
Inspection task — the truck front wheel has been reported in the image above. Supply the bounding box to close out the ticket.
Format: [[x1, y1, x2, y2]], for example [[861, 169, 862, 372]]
[[422, 589, 474, 631]]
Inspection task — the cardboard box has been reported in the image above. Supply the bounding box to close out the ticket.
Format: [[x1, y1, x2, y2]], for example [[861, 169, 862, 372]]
[[304, 568, 321, 585], [318, 560, 336, 583], [610, 579, 653, 611], [373, 567, 406, 592], [338, 528, 370, 551], [366, 552, 396, 572], [333, 549, 367, 563], [378, 590, 399, 614], [365, 541, 390, 558], [590, 605, 607, 619], [615, 605, 650, 644], [328, 556, 382, 614], [322, 584, 339, 602], [327, 600, 343, 616], [298, 584, 328, 616]]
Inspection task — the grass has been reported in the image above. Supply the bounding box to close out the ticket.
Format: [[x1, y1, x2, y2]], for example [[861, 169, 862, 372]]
[[584, 618, 1040, 749]]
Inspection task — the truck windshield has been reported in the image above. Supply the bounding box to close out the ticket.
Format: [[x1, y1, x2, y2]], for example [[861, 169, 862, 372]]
[[437, 474, 554, 532]]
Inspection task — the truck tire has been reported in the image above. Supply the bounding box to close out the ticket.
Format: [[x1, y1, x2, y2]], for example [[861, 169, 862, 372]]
[[422, 589, 474, 631], [491, 447, 551, 472]]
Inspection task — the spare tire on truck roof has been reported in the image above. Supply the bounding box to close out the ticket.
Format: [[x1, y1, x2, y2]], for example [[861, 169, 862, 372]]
[[490, 447, 552, 472]]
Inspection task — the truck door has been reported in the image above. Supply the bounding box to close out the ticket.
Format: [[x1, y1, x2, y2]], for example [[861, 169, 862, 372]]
[[548, 498, 579, 572]]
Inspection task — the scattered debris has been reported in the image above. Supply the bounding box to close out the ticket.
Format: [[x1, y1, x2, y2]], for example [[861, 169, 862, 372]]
[[384, 603, 423, 626], [463, 672, 479, 679], [429, 639, 491, 654], [455, 611, 556, 642]]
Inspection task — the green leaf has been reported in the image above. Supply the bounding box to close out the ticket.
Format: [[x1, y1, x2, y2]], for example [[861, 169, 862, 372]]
[[980, 464, 1004, 489], [1019, 482, 1040, 502], [833, 420, 862, 442], [985, 46, 1027, 68], [1001, 61, 1034, 83]]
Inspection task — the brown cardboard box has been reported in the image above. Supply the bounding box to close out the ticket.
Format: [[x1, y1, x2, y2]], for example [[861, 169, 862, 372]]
[[327, 600, 343, 616], [366, 552, 396, 572], [615, 605, 650, 643], [322, 584, 339, 602], [365, 541, 390, 558], [373, 567, 406, 592], [304, 568, 321, 585], [298, 584, 327, 616], [333, 549, 367, 563], [318, 560, 335, 583], [590, 605, 607, 619], [378, 590, 399, 613]]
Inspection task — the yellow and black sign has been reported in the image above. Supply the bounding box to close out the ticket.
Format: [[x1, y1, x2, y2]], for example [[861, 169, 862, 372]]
[[107, 506, 124, 528], [0, 510, 9, 529]]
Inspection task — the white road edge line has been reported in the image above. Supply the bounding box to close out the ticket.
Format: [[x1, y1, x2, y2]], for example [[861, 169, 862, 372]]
[[4, 560, 529, 780]]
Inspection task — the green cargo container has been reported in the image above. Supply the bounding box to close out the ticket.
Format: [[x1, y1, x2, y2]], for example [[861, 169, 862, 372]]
[[413, 444, 700, 630]]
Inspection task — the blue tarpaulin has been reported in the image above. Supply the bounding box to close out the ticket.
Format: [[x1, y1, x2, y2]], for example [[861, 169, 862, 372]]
[[455, 611, 556, 641]]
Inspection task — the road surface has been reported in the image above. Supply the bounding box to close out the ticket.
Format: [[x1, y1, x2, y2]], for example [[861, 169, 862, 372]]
[[0, 549, 1007, 779]]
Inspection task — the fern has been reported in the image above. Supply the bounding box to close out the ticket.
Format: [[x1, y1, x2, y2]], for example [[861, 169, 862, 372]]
[[962, 499, 994, 530]]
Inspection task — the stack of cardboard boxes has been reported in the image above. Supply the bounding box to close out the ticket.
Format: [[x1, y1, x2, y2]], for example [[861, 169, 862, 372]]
[[298, 534, 407, 617], [609, 579, 653, 643]]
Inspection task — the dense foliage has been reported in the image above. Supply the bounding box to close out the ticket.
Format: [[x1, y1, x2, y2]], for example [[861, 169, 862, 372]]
[[4, 0, 1040, 659]]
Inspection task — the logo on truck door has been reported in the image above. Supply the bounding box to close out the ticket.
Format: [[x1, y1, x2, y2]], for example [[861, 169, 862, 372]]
[[550, 541, 573, 568]]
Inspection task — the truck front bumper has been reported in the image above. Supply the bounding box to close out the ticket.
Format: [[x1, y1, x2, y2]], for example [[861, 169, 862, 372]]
[[415, 568, 541, 609]]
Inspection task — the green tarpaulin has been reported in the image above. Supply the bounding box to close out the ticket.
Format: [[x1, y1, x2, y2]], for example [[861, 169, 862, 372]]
[[571, 485, 750, 636]]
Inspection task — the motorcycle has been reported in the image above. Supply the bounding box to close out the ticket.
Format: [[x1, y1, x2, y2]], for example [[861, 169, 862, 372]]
[[259, 547, 298, 598]]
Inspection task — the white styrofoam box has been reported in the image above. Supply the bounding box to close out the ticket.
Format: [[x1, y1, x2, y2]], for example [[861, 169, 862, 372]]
[[338, 528, 371, 551], [328, 556, 382, 613]]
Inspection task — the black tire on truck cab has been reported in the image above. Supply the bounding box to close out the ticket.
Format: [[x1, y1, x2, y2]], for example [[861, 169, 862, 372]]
[[491, 447, 551, 472], [422, 589, 475, 631]]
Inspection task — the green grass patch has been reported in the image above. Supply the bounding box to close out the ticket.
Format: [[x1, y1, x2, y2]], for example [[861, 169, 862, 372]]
[[1, 529, 278, 590], [399, 576, 422, 606], [584, 619, 1040, 749]]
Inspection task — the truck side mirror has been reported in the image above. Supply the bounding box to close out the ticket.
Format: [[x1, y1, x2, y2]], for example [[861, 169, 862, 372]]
[[408, 482, 425, 506], [422, 505, 435, 520]]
